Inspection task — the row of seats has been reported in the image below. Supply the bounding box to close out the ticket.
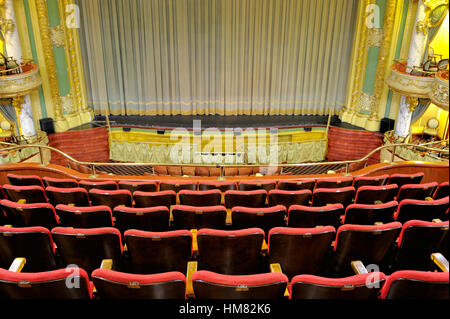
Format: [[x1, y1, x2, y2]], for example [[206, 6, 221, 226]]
[[0, 220, 448, 299], [1, 197, 448, 233], [1, 220, 447, 277], [6, 172, 447, 193], [1, 182, 448, 213], [1, 266, 447, 299]]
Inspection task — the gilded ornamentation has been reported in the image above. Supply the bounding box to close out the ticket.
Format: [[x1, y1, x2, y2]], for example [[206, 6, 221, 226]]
[[0, 63, 42, 98], [385, 66, 435, 97], [367, 28, 384, 47], [50, 24, 65, 47], [406, 96, 418, 112], [429, 71, 449, 110], [11, 95, 24, 110], [60, 93, 75, 114], [347, 0, 372, 114], [61, 0, 88, 113], [358, 92, 376, 112], [416, 19, 430, 35], [35, 0, 62, 120], [370, 0, 396, 120]]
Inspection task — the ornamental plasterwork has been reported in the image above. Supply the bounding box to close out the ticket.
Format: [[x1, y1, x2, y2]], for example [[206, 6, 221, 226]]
[[50, 24, 65, 47], [367, 28, 384, 47], [357, 92, 376, 113], [60, 93, 75, 114]]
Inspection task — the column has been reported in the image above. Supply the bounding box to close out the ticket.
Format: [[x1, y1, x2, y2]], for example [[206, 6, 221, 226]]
[[3, 0, 36, 138], [393, 0, 428, 138]]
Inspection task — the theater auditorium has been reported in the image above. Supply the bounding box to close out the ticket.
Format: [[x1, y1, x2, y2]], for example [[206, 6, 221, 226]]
[[0, 0, 448, 303]]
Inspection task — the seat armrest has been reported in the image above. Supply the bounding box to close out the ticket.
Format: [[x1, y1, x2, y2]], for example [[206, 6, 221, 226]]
[[186, 261, 198, 298], [9, 258, 26, 272], [190, 229, 198, 254], [351, 260, 368, 274], [269, 263, 289, 298], [431, 253, 449, 272], [270, 263, 283, 273], [100, 259, 113, 270]]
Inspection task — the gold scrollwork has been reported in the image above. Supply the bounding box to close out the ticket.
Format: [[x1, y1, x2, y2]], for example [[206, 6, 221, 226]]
[[35, 0, 62, 120], [50, 24, 65, 47], [406, 96, 419, 112]]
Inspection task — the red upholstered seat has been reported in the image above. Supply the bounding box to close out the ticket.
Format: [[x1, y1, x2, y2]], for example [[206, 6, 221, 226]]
[[7, 173, 44, 188], [92, 269, 186, 299], [396, 182, 439, 202], [387, 172, 424, 188], [43, 177, 78, 188], [78, 180, 118, 192], [238, 180, 277, 192], [268, 226, 335, 279], [51, 227, 123, 274], [45, 186, 90, 207], [124, 229, 192, 274], [231, 205, 286, 239], [379, 270, 449, 299], [118, 181, 158, 193], [192, 270, 288, 299], [342, 201, 398, 225], [0, 199, 59, 229], [197, 228, 265, 275], [224, 189, 267, 208], [290, 273, 386, 299], [312, 186, 355, 207], [113, 206, 170, 233], [394, 220, 449, 271], [89, 189, 133, 209], [171, 205, 227, 230], [55, 204, 114, 228], [352, 174, 389, 189], [178, 189, 222, 206], [133, 190, 177, 208], [434, 181, 449, 200], [198, 181, 238, 192], [277, 179, 316, 191], [2, 184, 48, 204], [354, 184, 398, 204], [268, 189, 312, 208], [287, 204, 344, 229], [0, 267, 93, 299], [332, 222, 402, 276], [159, 181, 197, 192], [394, 196, 449, 223], [315, 176, 354, 189], [0, 226, 57, 272]]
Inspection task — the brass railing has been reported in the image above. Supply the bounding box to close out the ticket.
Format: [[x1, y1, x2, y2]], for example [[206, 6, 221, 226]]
[[0, 138, 448, 177]]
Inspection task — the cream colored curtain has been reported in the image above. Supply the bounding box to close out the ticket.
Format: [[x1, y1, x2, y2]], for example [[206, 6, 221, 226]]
[[78, 0, 357, 116]]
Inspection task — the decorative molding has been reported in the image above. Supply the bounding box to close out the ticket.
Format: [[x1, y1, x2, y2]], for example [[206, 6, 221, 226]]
[[60, 93, 74, 114], [367, 28, 384, 47], [0, 63, 42, 98], [406, 96, 419, 112], [60, 0, 89, 115], [357, 92, 376, 112], [50, 23, 65, 47], [430, 71, 449, 110], [35, 0, 63, 120], [370, 0, 397, 121]]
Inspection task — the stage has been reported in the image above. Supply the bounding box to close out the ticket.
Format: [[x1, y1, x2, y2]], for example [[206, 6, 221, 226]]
[[71, 115, 364, 131]]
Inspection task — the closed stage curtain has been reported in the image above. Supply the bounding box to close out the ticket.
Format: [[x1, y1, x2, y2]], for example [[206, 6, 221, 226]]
[[78, 0, 357, 116]]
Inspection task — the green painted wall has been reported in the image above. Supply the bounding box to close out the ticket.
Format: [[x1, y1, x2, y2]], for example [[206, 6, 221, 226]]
[[47, 0, 71, 100]]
